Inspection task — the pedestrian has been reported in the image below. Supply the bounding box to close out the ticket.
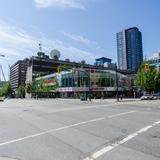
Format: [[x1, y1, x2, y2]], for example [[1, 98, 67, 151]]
[[120, 94, 123, 101], [133, 92, 136, 98], [88, 94, 92, 102], [36, 93, 39, 100]]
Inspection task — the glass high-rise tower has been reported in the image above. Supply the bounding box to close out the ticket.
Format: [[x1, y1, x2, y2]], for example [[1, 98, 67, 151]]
[[117, 27, 143, 71]]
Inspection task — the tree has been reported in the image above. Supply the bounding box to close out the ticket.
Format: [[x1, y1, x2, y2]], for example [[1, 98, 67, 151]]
[[38, 80, 45, 92], [134, 64, 160, 93], [17, 84, 25, 98], [154, 71, 160, 92], [1, 82, 11, 97], [30, 80, 37, 93]]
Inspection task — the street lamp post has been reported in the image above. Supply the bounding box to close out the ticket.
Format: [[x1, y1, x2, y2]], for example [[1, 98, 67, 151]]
[[0, 54, 6, 82], [115, 63, 119, 102]]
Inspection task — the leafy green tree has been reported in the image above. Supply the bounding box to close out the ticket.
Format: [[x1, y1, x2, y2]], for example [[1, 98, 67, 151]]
[[30, 80, 37, 93], [1, 82, 11, 97], [38, 80, 45, 92], [17, 84, 25, 98], [154, 71, 160, 92], [134, 64, 160, 93], [0, 89, 2, 97]]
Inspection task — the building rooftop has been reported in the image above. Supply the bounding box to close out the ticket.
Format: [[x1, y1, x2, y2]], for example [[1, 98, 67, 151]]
[[95, 57, 112, 62]]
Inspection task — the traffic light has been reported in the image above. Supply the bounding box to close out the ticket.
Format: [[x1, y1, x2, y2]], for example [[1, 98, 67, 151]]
[[72, 68, 76, 75], [144, 64, 149, 70], [57, 66, 61, 73]]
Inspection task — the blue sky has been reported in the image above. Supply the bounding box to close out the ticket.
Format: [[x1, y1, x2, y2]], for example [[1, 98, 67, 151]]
[[0, 0, 160, 80]]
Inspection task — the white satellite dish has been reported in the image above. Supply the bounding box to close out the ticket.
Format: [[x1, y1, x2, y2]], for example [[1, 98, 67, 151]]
[[50, 49, 61, 60]]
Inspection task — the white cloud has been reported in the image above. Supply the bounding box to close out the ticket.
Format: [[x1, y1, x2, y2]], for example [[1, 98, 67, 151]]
[[34, 0, 85, 10], [0, 19, 99, 80], [62, 31, 106, 54], [0, 21, 36, 59], [39, 37, 97, 62], [0, 20, 97, 65], [63, 32, 91, 44]]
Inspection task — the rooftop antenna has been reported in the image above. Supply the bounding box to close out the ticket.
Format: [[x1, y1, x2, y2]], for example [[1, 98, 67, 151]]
[[38, 42, 42, 52], [144, 55, 147, 61]]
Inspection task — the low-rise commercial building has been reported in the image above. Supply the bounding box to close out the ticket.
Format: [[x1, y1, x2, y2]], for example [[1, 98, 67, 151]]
[[35, 68, 132, 98], [10, 51, 134, 96]]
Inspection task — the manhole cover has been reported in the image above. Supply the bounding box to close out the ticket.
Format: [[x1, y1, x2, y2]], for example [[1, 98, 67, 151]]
[[0, 157, 18, 160], [151, 135, 159, 139]]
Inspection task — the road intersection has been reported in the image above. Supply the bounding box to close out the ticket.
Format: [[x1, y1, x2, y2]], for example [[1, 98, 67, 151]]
[[0, 99, 159, 160]]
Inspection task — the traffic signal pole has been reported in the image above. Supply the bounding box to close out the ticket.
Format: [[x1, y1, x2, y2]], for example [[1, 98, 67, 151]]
[[115, 63, 119, 102]]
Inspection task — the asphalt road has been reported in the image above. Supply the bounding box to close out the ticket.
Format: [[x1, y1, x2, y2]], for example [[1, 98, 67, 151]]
[[0, 98, 159, 160]]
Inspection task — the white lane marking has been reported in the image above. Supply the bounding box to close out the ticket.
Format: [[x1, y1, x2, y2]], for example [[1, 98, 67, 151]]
[[0, 117, 105, 147], [83, 158, 94, 160], [83, 120, 160, 160], [108, 110, 137, 118], [0, 110, 137, 147], [41, 103, 117, 114]]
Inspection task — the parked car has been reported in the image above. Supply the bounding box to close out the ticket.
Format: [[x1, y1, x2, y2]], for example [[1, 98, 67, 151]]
[[0, 97, 4, 102], [140, 94, 153, 100], [140, 94, 160, 100], [152, 94, 160, 100]]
